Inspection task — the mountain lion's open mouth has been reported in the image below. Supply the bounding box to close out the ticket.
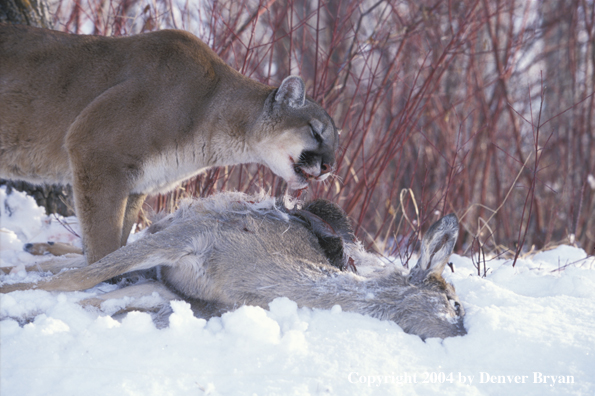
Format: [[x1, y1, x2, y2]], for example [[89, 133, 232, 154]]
[[293, 162, 316, 181], [289, 155, 329, 194], [290, 156, 316, 190]]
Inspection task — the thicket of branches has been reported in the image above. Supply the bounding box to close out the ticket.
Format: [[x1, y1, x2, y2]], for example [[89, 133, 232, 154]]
[[45, 0, 594, 262]]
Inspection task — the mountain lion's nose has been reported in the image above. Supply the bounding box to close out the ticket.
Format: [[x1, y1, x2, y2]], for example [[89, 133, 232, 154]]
[[320, 162, 332, 175]]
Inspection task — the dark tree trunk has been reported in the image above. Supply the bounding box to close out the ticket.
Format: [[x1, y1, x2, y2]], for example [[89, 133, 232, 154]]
[[0, 0, 51, 27], [0, 0, 75, 216]]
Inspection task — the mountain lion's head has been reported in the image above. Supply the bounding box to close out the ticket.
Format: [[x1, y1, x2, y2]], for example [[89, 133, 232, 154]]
[[255, 76, 340, 191]]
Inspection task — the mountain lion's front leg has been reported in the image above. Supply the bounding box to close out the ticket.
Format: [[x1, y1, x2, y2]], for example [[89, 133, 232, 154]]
[[121, 193, 147, 247], [70, 157, 131, 265], [65, 82, 148, 265]]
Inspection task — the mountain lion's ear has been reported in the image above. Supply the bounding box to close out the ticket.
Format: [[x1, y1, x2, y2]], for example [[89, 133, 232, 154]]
[[275, 76, 306, 108]]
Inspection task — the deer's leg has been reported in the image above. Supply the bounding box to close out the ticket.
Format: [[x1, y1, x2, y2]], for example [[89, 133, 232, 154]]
[[0, 256, 85, 275], [79, 280, 181, 314], [23, 242, 83, 256], [1, 222, 205, 293], [29, 256, 86, 274]]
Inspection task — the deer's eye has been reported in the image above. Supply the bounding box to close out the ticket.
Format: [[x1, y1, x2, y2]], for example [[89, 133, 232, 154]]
[[449, 299, 462, 315]]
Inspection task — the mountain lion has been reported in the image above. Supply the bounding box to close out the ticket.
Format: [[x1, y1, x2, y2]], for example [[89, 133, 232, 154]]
[[0, 24, 339, 264]]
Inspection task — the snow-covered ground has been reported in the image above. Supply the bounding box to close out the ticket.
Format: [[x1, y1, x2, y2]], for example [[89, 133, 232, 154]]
[[1, 186, 594, 396]]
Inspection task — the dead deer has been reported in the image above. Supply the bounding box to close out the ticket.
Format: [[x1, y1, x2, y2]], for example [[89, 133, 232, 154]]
[[0, 193, 465, 339]]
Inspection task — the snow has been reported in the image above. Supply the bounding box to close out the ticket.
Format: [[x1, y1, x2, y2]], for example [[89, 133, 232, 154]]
[[1, 186, 594, 395]]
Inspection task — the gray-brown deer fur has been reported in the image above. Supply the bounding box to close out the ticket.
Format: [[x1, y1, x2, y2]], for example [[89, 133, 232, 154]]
[[0, 192, 466, 339]]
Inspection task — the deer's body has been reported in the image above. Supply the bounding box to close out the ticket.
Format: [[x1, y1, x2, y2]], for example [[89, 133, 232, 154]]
[[1, 193, 465, 339]]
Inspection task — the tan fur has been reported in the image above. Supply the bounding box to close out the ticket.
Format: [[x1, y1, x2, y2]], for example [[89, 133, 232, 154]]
[[0, 24, 339, 265], [24, 241, 83, 256], [0, 193, 465, 339]]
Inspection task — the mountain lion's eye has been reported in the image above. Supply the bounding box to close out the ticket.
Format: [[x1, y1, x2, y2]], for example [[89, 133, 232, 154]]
[[310, 126, 323, 143]]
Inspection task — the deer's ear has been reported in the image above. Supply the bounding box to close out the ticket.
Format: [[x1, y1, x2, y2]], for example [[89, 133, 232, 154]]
[[409, 214, 459, 283], [275, 76, 306, 108]]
